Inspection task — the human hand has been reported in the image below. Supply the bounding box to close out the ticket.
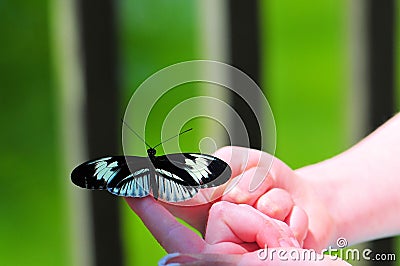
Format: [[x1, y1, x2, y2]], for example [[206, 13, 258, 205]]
[[125, 197, 348, 265], [157, 146, 336, 251], [216, 146, 336, 251], [158, 251, 351, 266], [125, 197, 300, 254]]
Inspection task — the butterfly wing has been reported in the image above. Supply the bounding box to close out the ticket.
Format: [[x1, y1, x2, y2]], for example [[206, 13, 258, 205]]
[[144, 153, 231, 202], [71, 156, 151, 196], [153, 169, 198, 202], [154, 153, 232, 188], [71, 153, 232, 202], [106, 156, 153, 198], [71, 156, 131, 189]]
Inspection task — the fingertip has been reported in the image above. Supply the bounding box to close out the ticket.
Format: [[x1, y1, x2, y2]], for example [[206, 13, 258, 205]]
[[222, 167, 273, 205], [124, 196, 157, 214], [125, 197, 205, 254], [286, 206, 309, 244], [212, 146, 237, 163], [255, 188, 293, 221]]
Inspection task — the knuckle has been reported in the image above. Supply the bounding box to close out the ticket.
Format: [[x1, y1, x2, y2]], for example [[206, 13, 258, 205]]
[[209, 201, 229, 218], [225, 187, 251, 204]]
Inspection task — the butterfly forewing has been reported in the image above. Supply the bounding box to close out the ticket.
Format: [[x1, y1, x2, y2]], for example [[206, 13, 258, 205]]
[[71, 156, 130, 189], [155, 153, 232, 188], [71, 152, 231, 202]]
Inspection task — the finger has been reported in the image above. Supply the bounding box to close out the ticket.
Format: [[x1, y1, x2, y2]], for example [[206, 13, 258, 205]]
[[203, 240, 266, 254], [213, 146, 274, 181], [158, 253, 244, 266], [159, 250, 352, 266], [159, 200, 212, 235], [221, 166, 273, 205], [238, 250, 352, 266], [204, 201, 299, 249], [214, 146, 296, 192], [255, 188, 294, 221], [158, 252, 267, 266], [124, 197, 205, 253], [285, 206, 309, 245]]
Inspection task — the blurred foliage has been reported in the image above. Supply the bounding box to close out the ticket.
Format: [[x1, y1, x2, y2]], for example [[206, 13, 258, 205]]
[[0, 0, 398, 265], [262, 0, 348, 168], [0, 0, 68, 265], [118, 1, 200, 265]]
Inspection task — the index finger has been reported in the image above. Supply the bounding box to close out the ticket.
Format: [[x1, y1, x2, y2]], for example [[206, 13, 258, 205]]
[[213, 146, 276, 194], [125, 197, 205, 253], [213, 146, 274, 179], [214, 146, 297, 191]]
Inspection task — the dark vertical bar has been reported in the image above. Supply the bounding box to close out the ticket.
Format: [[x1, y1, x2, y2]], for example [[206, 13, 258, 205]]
[[76, 0, 124, 266], [228, 0, 262, 149], [367, 1, 396, 264], [367, 0, 396, 131]]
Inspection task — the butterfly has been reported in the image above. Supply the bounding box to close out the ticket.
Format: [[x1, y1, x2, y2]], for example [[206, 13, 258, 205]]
[[71, 128, 232, 202]]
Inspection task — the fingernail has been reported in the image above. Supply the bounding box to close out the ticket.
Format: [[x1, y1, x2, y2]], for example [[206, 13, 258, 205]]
[[290, 237, 301, 248], [158, 253, 181, 266], [279, 239, 292, 247], [158, 253, 240, 266]]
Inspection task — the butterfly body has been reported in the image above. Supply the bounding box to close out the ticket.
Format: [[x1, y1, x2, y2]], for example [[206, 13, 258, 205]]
[[71, 148, 231, 202]]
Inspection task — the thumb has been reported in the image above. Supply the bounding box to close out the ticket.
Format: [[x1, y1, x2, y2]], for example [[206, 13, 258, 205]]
[[125, 197, 205, 253]]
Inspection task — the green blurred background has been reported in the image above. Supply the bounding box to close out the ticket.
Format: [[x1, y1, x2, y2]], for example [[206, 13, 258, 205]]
[[0, 0, 399, 265]]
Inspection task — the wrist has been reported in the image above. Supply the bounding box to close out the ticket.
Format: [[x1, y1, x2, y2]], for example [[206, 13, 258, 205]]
[[295, 161, 343, 247], [296, 145, 400, 247], [293, 114, 400, 248]]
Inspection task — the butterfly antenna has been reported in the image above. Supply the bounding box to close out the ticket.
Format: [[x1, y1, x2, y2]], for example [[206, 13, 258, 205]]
[[152, 128, 193, 149], [121, 119, 152, 149]]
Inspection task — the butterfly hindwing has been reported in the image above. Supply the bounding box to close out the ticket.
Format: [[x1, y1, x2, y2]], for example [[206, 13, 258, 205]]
[[154, 172, 198, 202], [71, 153, 232, 202], [107, 168, 151, 197], [106, 156, 153, 197]]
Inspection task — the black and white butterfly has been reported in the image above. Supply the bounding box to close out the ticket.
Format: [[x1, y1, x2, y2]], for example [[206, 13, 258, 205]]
[[71, 128, 231, 202]]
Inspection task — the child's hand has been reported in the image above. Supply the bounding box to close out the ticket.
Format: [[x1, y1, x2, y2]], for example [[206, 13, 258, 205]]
[[125, 197, 300, 254], [159, 146, 336, 251]]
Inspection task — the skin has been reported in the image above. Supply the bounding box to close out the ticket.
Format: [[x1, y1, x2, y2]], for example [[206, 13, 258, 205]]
[[125, 113, 400, 265], [127, 197, 349, 265], [126, 198, 300, 254]]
